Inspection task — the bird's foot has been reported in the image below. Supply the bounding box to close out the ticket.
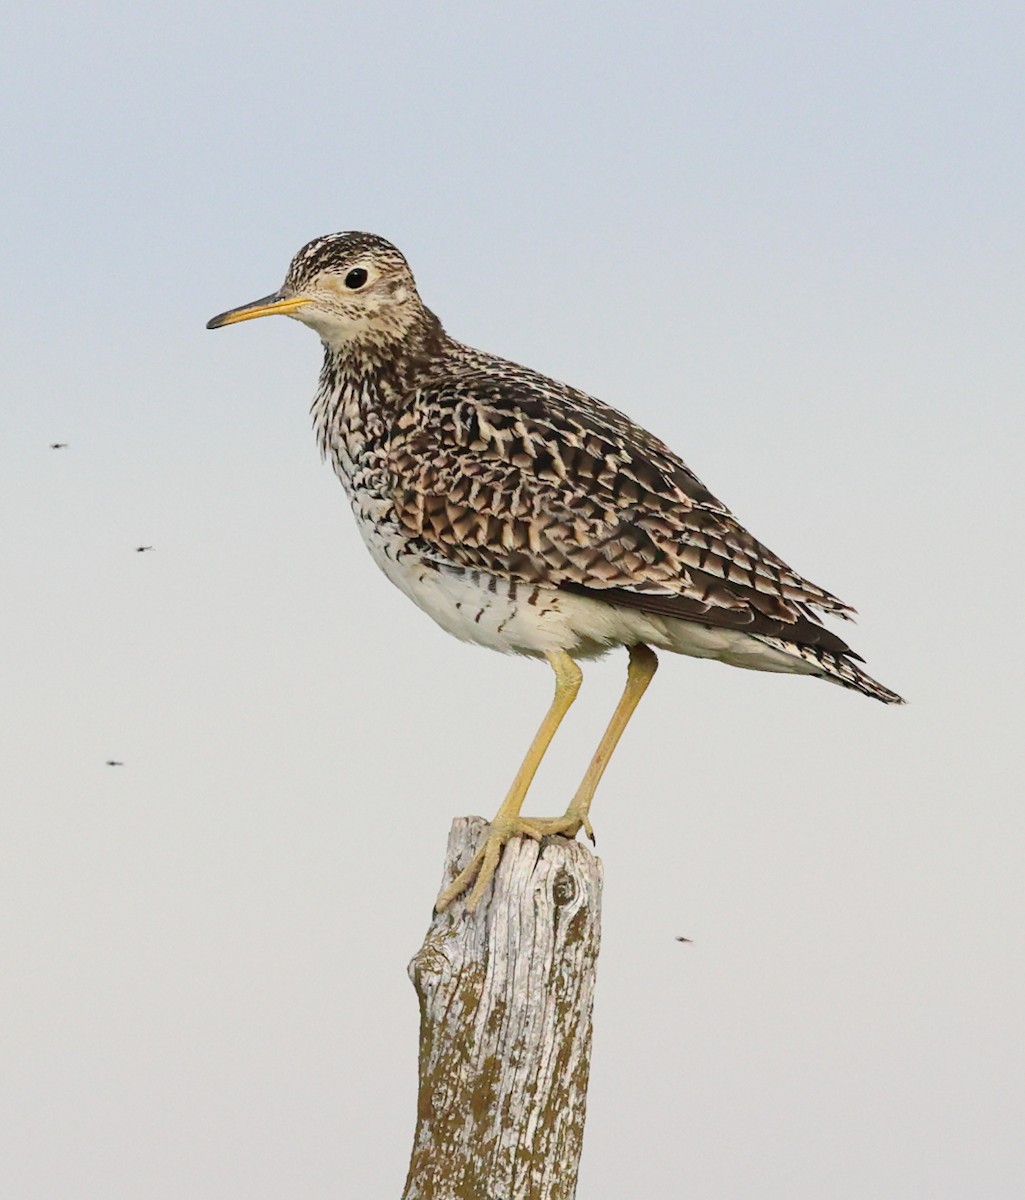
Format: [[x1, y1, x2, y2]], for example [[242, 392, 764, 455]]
[[435, 811, 588, 914], [523, 805, 595, 844]]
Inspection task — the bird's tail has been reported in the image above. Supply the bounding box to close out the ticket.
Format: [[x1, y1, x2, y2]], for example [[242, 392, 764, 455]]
[[754, 634, 906, 704]]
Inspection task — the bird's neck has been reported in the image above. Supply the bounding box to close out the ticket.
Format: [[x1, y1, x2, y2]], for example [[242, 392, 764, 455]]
[[311, 309, 448, 467]]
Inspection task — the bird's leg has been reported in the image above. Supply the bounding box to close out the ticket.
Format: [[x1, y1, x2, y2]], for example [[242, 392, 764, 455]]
[[530, 643, 659, 842], [435, 650, 583, 913]]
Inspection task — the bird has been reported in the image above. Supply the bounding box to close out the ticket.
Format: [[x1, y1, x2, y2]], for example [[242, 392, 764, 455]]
[[50, 442, 68, 449], [207, 231, 903, 912], [105, 760, 124, 767], [135, 546, 154, 552]]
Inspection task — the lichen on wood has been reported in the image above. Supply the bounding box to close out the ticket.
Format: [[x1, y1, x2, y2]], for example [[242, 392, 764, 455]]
[[403, 817, 603, 1200]]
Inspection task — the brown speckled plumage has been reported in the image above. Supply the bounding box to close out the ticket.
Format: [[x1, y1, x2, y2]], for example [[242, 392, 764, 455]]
[[209, 231, 903, 706], [387, 358, 857, 648]]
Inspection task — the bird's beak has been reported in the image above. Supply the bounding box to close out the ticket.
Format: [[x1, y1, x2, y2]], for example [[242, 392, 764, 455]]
[[206, 292, 311, 330]]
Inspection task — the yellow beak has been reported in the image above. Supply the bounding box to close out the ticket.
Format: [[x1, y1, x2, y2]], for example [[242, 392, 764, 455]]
[[206, 292, 310, 329]]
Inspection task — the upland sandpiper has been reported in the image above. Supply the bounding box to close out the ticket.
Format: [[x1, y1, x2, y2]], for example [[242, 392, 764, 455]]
[[208, 232, 903, 911]]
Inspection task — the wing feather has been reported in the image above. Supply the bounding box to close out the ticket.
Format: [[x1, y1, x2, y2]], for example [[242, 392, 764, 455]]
[[387, 362, 856, 653]]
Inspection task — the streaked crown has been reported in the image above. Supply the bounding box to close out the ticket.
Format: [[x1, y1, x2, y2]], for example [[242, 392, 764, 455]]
[[283, 231, 412, 292]]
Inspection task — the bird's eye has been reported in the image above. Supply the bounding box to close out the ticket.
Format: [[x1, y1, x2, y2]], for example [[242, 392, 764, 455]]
[[344, 268, 369, 289]]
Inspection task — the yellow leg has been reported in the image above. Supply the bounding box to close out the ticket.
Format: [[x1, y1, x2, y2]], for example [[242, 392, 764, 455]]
[[435, 649, 583, 913], [531, 643, 659, 842]]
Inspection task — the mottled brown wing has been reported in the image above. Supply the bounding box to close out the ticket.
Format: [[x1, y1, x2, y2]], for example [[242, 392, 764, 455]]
[[387, 364, 856, 652]]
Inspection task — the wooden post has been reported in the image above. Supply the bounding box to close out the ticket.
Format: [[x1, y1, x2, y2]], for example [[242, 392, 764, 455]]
[[403, 817, 604, 1200]]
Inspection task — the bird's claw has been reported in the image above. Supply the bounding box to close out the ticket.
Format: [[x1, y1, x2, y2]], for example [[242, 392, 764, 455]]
[[435, 814, 543, 913], [434, 810, 594, 914]]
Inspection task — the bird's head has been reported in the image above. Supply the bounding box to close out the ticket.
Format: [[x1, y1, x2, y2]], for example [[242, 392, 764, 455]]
[[206, 231, 426, 349]]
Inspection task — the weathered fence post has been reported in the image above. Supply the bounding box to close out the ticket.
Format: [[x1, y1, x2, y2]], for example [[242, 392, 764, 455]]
[[403, 816, 603, 1200]]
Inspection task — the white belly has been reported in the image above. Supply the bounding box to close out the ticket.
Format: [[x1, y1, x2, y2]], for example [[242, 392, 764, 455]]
[[356, 515, 816, 678]]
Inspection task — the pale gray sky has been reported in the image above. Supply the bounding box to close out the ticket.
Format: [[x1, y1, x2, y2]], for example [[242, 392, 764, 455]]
[[3, 3, 1024, 1197]]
